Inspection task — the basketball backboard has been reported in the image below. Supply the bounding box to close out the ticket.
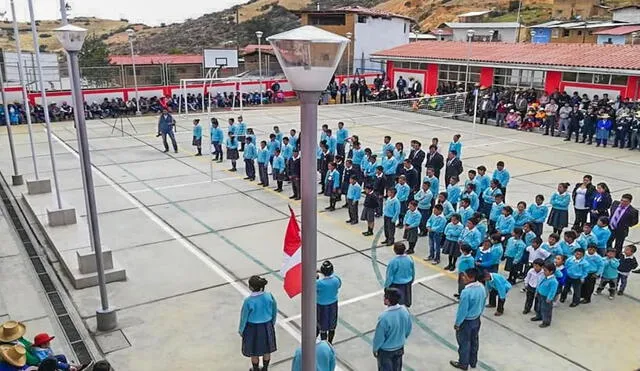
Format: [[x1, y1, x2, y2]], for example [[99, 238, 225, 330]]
[[203, 49, 238, 69]]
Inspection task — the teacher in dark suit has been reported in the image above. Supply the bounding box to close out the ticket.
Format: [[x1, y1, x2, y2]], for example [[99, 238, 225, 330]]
[[444, 150, 463, 186], [608, 194, 639, 256], [408, 140, 426, 180], [425, 144, 444, 179]]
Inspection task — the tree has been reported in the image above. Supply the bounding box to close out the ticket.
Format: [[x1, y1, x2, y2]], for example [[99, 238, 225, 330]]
[[78, 34, 113, 88]]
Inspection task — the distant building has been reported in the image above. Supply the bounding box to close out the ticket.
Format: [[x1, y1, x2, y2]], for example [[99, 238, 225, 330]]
[[240, 45, 282, 77], [612, 5, 640, 23], [429, 28, 454, 41], [552, 0, 609, 20], [439, 22, 521, 43], [457, 10, 491, 23], [409, 32, 437, 42], [594, 25, 640, 45], [109, 54, 204, 86], [294, 6, 413, 74], [530, 21, 629, 44]]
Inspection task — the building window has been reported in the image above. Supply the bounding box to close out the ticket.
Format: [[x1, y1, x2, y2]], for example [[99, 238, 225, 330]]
[[437, 64, 480, 85], [562, 72, 577, 82], [551, 29, 560, 38], [308, 14, 346, 26], [610, 75, 628, 86], [358, 15, 367, 23], [578, 73, 593, 83], [562, 72, 628, 86], [493, 68, 546, 89], [562, 29, 570, 37]]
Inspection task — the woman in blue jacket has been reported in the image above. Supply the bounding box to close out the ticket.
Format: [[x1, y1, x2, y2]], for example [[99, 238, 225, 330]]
[[595, 113, 612, 147], [590, 182, 612, 224], [239, 276, 278, 371], [547, 182, 571, 235]]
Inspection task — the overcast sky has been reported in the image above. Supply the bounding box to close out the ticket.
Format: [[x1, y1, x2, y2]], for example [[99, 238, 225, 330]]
[[4, 0, 244, 26]]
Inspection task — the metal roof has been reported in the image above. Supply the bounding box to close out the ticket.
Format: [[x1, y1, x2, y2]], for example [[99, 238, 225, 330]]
[[457, 10, 491, 17], [593, 25, 640, 35], [444, 22, 520, 29]]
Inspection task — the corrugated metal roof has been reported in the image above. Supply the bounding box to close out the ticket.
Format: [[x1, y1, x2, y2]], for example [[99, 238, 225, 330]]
[[593, 24, 640, 35], [295, 6, 414, 22], [457, 10, 491, 17], [371, 41, 640, 71], [109, 54, 203, 65], [444, 22, 520, 29]]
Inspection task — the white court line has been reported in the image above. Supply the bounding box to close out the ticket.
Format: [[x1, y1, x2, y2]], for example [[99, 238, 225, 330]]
[[47, 131, 338, 367], [282, 272, 446, 324], [128, 177, 239, 194]]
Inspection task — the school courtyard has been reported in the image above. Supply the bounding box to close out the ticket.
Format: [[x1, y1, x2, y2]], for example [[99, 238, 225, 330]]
[[1, 102, 639, 371]]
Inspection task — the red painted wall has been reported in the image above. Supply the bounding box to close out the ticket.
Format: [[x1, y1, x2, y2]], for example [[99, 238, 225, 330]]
[[626, 76, 639, 99], [480, 67, 494, 88], [426, 64, 439, 94]]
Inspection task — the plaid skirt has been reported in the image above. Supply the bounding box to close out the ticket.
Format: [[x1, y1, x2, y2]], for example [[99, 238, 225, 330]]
[[547, 208, 569, 229], [442, 240, 460, 257], [192, 136, 202, 146], [361, 207, 375, 222], [242, 322, 277, 357], [227, 148, 239, 160]]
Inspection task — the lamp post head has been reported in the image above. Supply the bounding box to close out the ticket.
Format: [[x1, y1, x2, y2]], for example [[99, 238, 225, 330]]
[[467, 29, 475, 39], [255, 30, 263, 39], [346, 32, 352, 39], [267, 25, 349, 92], [54, 24, 87, 52], [437, 29, 443, 35]]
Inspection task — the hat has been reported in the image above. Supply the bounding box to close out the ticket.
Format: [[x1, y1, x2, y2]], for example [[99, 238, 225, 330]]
[[33, 333, 55, 347], [600, 113, 610, 118], [509, 109, 515, 113], [0, 321, 26, 342], [538, 107, 544, 111], [0, 345, 26, 367]]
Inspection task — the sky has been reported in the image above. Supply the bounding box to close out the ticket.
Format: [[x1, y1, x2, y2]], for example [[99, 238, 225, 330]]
[[4, 0, 245, 26]]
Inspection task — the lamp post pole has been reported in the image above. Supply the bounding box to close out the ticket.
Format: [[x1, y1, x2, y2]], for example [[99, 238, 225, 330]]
[[465, 29, 474, 92], [256, 31, 264, 105], [530, 30, 536, 43], [57, 24, 117, 331], [346, 32, 352, 77], [437, 29, 443, 41], [27, 0, 63, 209], [127, 29, 141, 115], [10, 0, 38, 179], [0, 56, 22, 185]]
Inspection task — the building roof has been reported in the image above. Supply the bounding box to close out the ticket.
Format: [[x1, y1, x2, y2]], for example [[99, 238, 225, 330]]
[[371, 41, 640, 72], [409, 32, 437, 40], [612, 5, 640, 11], [294, 6, 414, 22], [109, 54, 203, 65], [242, 44, 275, 55], [431, 28, 454, 36], [593, 24, 640, 35], [457, 10, 491, 18], [443, 22, 520, 29]]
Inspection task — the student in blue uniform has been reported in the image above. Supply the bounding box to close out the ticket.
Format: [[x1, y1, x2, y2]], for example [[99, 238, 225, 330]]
[[547, 182, 571, 235], [414, 181, 433, 236], [492, 161, 510, 200], [527, 194, 549, 236], [488, 234, 504, 273], [513, 201, 530, 229], [291, 340, 335, 371], [210, 118, 224, 162], [420, 203, 444, 263], [236, 115, 247, 151], [394, 175, 411, 227], [191, 119, 202, 156], [462, 183, 479, 212], [382, 188, 401, 246], [373, 288, 412, 371], [225, 132, 239, 172], [336, 121, 349, 158], [488, 193, 505, 234], [424, 167, 440, 202], [316, 261, 342, 343], [384, 242, 416, 308], [484, 271, 512, 316], [361, 185, 379, 237], [273, 125, 284, 143], [324, 162, 341, 210], [522, 222, 537, 247], [504, 228, 526, 284], [450, 268, 486, 371], [475, 166, 491, 203], [459, 218, 482, 256], [267, 133, 281, 168], [531, 262, 559, 328], [592, 217, 612, 256], [576, 223, 597, 251], [351, 141, 364, 172], [560, 247, 590, 307], [443, 214, 464, 271], [288, 129, 298, 151], [346, 176, 362, 225], [243, 137, 257, 181], [580, 244, 604, 304], [281, 137, 293, 180], [381, 135, 394, 156], [447, 176, 462, 210], [449, 134, 462, 159], [247, 128, 257, 152], [382, 150, 399, 189], [595, 248, 620, 299], [481, 180, 502, 220], [438, 192, 455, 221], [495, 205, 515, 239], [271, 148, 286, 192], [325, 129, 337, 155], [403, 201, 421, 254], [458, 198, 474, 226], [257, 140, 269, 187], [455, 244, 476, 297], [239, 276, 278, 371]]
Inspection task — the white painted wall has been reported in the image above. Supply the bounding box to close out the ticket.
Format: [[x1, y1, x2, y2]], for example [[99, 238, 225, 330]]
[[451, 28, 518, 43], [354, 17, 410, 73], [612, 8, 640, 23]]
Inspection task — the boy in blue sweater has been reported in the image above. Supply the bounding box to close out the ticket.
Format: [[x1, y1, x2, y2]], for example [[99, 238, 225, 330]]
[[414, 181, 434, 236], [425, 204, 447, 264], [395, 175, 411, 227], [592, 217, 612, 256], [595, 248, 621, 300], [382, 188, 401, 246], [560, 248, 590, 307], [403, 201, 422, 254], [346, 176, 362, 225], [581, 244, 604, 304], [532, 262, 559, 328], [527, 194, 549, 236], [257, 140, 270, 187], [488, 193, 505, 234], [385, 242, 415, 307], [192, 119, 202, 156], [210, 118, 224, 162], [484, 271, 512, 316], [455, 244, 475, 298], [492, 161, 510, 199], [504, 228, 526, 284], [373, 288, 412, 371], [450, 268, 486, 371], [243, 137, 257, 181], [291, 340, 335, 371]]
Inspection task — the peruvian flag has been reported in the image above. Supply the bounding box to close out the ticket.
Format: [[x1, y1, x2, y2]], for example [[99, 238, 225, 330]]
[[281, 206, 302, 298]]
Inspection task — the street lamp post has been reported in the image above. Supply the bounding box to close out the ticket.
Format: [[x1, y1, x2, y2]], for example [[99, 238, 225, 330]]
[[27, 0, 73, 224], [465, 29, 475, 91], [10, 0, 42, 190], [530, 30, 537, 43], [256, 31, 264, 105], [55, 24, 117, 332], [345, 32, 352, 77], [126, 29, 141, 115], [267, 26, 348, 370], [0, 43, 22, 186], [632, 32, 638, 45], [437, 29, 443, 41]]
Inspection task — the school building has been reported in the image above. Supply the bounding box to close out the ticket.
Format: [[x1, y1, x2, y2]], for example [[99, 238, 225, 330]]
[[370, 41, 640, 99]]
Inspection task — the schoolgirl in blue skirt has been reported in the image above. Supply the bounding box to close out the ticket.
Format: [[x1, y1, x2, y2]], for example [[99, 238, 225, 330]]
[[239, 276, 278, 371], [547, 182, 572, 235], [316, 260, 342, 344]]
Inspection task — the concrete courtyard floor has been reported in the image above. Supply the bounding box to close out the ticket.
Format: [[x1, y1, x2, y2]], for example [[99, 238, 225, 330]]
[[1, 103, 640, 371]]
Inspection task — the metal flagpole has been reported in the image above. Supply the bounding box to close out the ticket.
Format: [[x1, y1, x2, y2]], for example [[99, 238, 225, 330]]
[[209, 120, 213, 182], [0, 62, 23, 185], [472, 89, 479, 140], [27, 0, 63, 208], [10, 0, 38, 178]]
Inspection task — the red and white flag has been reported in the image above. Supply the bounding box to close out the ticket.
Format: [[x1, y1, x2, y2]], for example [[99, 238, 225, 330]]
[[281, 206, 302, 298]]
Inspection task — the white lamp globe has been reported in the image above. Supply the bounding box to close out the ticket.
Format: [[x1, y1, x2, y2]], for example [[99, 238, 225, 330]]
[[267, 26, 349, 92], [54, 24, 87, 52]]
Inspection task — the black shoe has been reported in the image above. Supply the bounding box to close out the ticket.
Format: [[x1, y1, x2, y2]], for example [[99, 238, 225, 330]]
[[257, 183, 263, 186], [350, 221, 358, 225], [449, 360, 468, 370], [345, 220, 352, 223], [564, 138, 570, 141], [530, 316, 542, 322], [290, 195, 297, 199], [539, 323, 550, 328], [294, 197, 301, 200], [406, 248, 414, 255], [448, 265, 455, 271], [229, 168, 237, 172], [163, 149, 170, 153], [363, 231, 373, 236], [195, 153, 202, 156], [325, 206, 332, 210], [275, 188, 283, 192], [522, 310, 530, 314], [569, 303, 579, 307], [618, 290, 624, 295], [386, 241, 394, 246], [580, 299, 591, 304], [632, 269, 640, 274], [453, 293, 460, 298], [559, 298, 566, 303], [318, 191, 324, 195], [485, 304, 496, 308], [244, 176, 251, 180]]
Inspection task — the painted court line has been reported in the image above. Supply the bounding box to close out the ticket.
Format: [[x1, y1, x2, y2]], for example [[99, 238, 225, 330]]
[[281, 272, 446, 324], [47, 131, 349, 369]]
